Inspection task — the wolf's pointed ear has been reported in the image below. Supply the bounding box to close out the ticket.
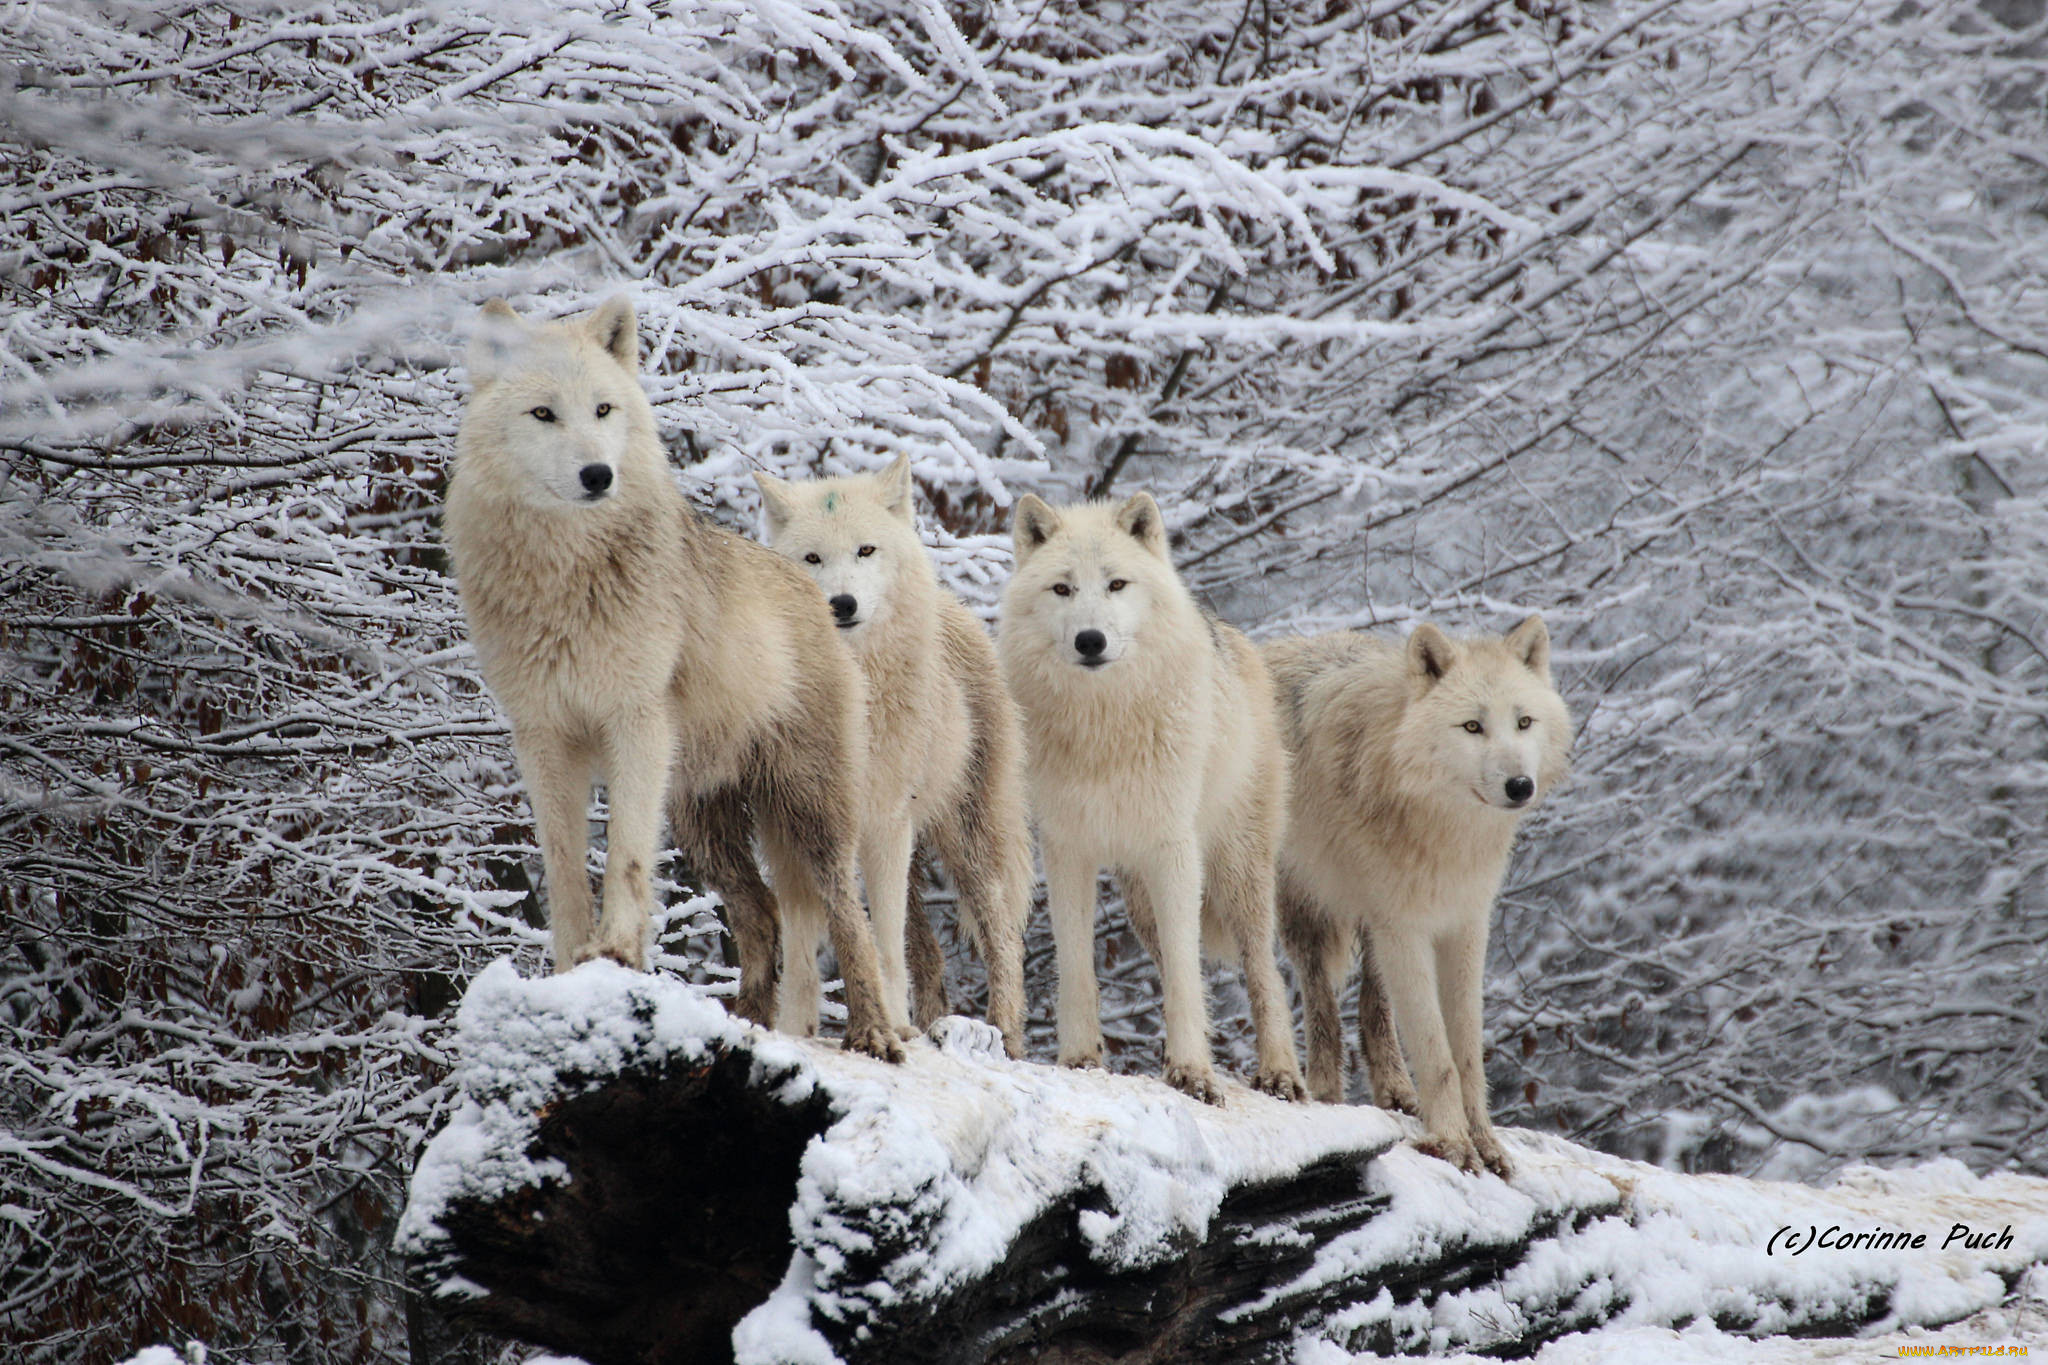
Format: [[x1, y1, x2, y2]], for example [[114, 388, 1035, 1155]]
[[1012, 494, 1061, 563], [1114, 491, 1167, 557], [879, 453, 915, 522], [467, 299, 525, 386], [1407, 623, 1456, 685], [753, 472, 794, 536], [1506, 613, 1551, 678], [584, 295, 638, 371]]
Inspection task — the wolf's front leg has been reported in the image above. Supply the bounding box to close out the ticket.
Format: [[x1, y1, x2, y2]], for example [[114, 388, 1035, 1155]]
[[1281, 876, 1350, 1104], [589, 711, 673, 970], [975, 889, 1028, 1060], [515, 725, 596, 971], [1043, 837, 1104, 1070], [1371, 923, 1482, 1173], [762, 832, 825, 1037], [1134, 841, 1219, 1105], [818, 845, 902, 1062], [928, 804, 1028, 1059], [769, 790, 902, 1063], [1439, 922, 1511, 1179], [1211, 847, 1306, 1102], [1358, 932, 1420, 1116], [859, 811, 918, 1038]]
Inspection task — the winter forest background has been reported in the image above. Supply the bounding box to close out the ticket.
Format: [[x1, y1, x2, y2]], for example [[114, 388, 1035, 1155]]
[[3, 0, 2046, 1358]]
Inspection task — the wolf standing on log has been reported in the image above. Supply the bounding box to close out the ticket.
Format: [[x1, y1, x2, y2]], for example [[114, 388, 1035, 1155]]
[[998, 492, 1305, 1104], [754, 456, 1033, 1057], [442, 295, 901, 1062], [1264, 617, 1571, 1174]]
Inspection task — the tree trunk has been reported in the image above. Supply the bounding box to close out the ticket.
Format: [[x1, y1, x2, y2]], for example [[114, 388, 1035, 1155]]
[[399, 962, 2048, 1364]]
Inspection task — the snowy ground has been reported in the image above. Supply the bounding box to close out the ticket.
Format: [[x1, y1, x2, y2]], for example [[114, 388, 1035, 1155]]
[[398, 962, 2048, 1362]]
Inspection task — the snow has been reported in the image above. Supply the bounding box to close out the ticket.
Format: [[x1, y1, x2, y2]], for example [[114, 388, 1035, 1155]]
[[402, 961, 2048, 1363], [1305, 1296, 2048, 1363], [396, 957, 809, 1255], [1286, 1137, 2048, 1358], [1290, 1133, 2048, 1358]]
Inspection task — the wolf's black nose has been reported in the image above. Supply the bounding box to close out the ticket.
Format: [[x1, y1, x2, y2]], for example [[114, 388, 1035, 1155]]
[[579, 463, 613, 494], [1505, 776, 1535, 804], [1074, 629, 1106, 658], [830, 594, 858, 621]]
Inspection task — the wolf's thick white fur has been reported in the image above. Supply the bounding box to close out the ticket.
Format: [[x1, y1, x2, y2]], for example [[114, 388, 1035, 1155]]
[[442, 296, 900, 1062], [753, 456, 1033, 1056], [998, 492, 1305, 1103], [1263, 618, 1572, 1175]]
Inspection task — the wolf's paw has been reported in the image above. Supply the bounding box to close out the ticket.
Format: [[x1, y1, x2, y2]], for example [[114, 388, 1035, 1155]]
[[1373, 1079, 1421, 1118], [1365, 1062, 1420, 1116], [1165, 1061, 1223, 1106], [566, 939, 642, 972], [1252, 1067, 1308, 1103], [1306, 1069, 1348, 1106], [1414, 1133, 1489, 1176], [843, 1020, 906, 1064], [1471, 1127, 1515, 1181], [1058, 1050, 1104, 1071], [894, 1020, 923, 1042]]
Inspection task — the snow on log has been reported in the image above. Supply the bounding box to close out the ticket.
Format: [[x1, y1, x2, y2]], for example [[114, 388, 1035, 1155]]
[[397, 962, 2048, 1363]]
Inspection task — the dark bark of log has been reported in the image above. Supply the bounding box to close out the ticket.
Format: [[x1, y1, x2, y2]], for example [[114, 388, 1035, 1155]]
[[422, 1045, 835, 1364], [856, 1152, 1401, 1365]]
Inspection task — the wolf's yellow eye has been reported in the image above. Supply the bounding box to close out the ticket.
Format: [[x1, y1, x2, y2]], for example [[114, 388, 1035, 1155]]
[[594, 402, 613, 419], [1517, 715, 1533, 730], [530, 406, 556, 423], [857, 545, 877, 558], [1051, 583, 1073, 597], [1107, 579, 1128, 592], [1462, 720, 1483, 735], [804, 553, 822, 566]]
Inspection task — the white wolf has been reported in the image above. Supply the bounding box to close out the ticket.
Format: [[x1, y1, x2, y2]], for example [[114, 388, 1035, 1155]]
[[442, 295, 901, 1063], [1262, 618, 1572, 1176], [752, 455, 1033, 1057], [997, 492, 1305, 1103]]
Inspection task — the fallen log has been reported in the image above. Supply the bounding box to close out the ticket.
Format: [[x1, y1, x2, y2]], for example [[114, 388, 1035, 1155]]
[[398, 962, 2048, 1363]]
